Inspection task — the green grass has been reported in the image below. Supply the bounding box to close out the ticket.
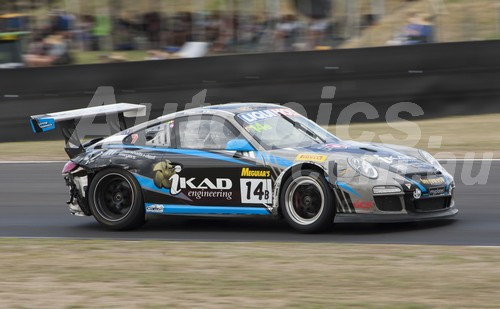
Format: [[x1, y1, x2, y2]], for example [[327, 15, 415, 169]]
[[1, 239, 500, 308]]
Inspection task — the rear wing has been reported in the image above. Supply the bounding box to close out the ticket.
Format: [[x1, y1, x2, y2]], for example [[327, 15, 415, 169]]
[[29, 103, 146, 158]]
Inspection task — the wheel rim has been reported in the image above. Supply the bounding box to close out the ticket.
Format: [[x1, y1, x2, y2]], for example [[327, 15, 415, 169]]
[[285, 176, 325, 225], [93, 173, 134, 222]]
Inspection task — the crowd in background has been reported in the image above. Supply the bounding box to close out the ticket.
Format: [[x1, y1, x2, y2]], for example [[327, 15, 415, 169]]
[[0, 1, 441, 67], [22, 8, 347, 67]]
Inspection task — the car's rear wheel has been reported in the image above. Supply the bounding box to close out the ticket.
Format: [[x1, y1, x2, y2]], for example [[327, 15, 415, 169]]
[[280, 169, 335, 233], [89, 168, 145, 230]]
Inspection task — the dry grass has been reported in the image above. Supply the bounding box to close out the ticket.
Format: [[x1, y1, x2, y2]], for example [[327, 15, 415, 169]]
[[1, 113, 498, 161], [340, 0, 500, 49], [0, 239, 500, 308], [328, 113, 500, 159], [0, 140, 68, 161]]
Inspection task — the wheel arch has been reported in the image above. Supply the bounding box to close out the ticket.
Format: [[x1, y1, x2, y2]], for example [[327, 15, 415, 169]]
[[87, 166, 146, 230], [271, 162, 328, 216]]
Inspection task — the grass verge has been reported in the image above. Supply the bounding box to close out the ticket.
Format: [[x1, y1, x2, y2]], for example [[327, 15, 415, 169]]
[[1, 113, 498, 161], [328, 113, 500, 159], [0, 239, 499, 308]]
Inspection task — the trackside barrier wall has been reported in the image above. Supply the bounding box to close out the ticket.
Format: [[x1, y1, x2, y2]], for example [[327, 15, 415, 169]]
[[1, 40, 500, 142]]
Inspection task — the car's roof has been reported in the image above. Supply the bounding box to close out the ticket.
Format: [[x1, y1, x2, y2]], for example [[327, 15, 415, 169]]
[[189, 102, 283, 115], [156, 103, 287, 123]]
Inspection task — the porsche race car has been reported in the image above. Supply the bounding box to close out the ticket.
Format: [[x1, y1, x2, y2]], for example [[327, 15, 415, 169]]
[[29, 103, 457, 233]]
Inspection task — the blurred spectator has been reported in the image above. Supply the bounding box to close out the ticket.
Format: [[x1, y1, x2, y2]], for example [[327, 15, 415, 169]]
[[24, 34, 72, 67], [115, 11, 137, 51], [91, 7, 112, 50], [51, 9, 74, 32], [308, 18, 330, 49], [274, 14, 300, 52], [205, 11, 222, 43], [387, 12, 435, 46], [74, 14, 94, 51], [142, 11, 162, 49]]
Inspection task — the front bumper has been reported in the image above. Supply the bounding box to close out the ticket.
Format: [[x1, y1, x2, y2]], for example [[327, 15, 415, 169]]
[[335, 206, 458, 223]]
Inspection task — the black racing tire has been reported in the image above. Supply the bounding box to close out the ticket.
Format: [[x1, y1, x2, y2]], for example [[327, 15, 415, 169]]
[[88, 168, 145, 230], [280, 169, 335, 233]]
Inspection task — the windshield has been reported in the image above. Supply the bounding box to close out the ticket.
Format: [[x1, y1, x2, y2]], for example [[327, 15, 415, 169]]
[[235, 107, 340, 150]]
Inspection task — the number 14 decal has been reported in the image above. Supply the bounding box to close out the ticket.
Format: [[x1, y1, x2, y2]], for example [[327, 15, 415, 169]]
[[240, 179, 273, 204]]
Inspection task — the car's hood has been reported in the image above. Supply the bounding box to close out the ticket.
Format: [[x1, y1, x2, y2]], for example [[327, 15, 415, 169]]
[[277, 140, 439, 176]]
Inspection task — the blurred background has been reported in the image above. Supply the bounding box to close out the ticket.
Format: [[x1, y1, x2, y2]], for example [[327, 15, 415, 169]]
[[1, 0, 499, 67]]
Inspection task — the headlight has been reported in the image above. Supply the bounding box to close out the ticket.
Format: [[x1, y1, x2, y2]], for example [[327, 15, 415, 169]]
[[419, 150, 443, 170], [347, 157, 378, 179]]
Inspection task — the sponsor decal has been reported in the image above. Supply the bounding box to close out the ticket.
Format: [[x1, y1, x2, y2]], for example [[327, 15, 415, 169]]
[[429, 187, 445, 195], [161, 165, 233, 200], [237, 108, 300, 124], [119, 150, 156, 160], [353, 200, 373, 210], [240, 179, 272, 204], [33, 117, 55, 132], [295, 153, 327, 163], [38, 119, 55, 129], [146, 204, 164, 213], [420, 177, 445, 186], [404, 183, 412, 190], [413, 188, 422, 199], [373, 154, 415, 164], [241, 168, 271, 178], [130, 133, 139, 144], [153, 160, 179, 189], [245, 123, 272, 133]]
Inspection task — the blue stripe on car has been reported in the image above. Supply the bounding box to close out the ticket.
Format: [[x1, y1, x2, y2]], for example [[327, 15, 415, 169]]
[[336, 181, 362, 198], [133, 173, 171, 194], [404, 176, 428, 193], [145, 203, 270, 215], [106, 145, 253, 166], [259, 152, 293, 168]]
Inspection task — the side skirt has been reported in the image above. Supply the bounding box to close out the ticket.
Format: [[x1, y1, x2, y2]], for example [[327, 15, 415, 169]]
[[145, 203, 271, 216]]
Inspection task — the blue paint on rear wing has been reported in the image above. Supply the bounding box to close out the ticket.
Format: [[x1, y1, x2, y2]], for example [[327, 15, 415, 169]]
[[30, 117, 55, 133]]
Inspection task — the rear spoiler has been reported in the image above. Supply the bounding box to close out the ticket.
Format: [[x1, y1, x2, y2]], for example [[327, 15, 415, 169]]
[[29, 103, 146, 158]]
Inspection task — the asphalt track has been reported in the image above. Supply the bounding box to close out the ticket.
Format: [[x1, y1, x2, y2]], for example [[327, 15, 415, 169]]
[[0, 161, 498, 245]]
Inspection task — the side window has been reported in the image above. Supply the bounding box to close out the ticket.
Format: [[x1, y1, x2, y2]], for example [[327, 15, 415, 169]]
[[125, 121, 173, 147], [144, 122, 172, 147], [177, 115, 240, 150]]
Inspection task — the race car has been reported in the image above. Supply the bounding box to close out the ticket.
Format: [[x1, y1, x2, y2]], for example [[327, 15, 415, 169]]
[[29, 102, 457, 233]]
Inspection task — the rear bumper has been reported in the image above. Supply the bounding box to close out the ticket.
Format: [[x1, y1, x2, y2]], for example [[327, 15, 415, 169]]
[[335, 206, 458, 223]]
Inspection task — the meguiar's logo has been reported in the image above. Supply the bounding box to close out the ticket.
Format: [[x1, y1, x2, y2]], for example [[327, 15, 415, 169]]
[[241, 168, 270, 178], [420, 177, 445, 185]]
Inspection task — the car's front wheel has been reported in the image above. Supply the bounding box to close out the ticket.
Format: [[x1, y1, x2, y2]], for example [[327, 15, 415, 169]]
[[280, 169, 335, 233], [89, 168, 145, 230]]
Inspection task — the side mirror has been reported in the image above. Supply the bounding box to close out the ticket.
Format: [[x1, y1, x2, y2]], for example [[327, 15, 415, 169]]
[[226, 139, 255, 152]]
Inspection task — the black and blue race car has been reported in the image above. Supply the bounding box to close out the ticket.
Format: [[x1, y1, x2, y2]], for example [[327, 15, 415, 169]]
[[30, 103, 457, 233]]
